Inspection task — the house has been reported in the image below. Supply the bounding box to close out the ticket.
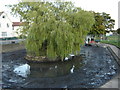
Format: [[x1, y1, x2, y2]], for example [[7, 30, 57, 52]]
[[0, 12, 13, 39], [12, 22, 23, 37], [0, 12, 23, 40]]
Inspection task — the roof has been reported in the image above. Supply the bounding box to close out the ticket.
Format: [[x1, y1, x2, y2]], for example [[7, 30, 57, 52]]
[[0, 11, 13, 23], [12, 22, 25, 26], [0, 12, 3, 15]]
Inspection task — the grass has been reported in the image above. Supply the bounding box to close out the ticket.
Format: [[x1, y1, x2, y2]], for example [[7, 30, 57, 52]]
[[100, 35, 120, 48]]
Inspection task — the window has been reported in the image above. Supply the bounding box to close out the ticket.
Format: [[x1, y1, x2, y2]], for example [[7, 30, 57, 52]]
[[7, 23, 9, 28], [0, 23, 1, 28], [2, 32, 7, 36], [2, 16, 5, 18], [12, 26, 14, 30]]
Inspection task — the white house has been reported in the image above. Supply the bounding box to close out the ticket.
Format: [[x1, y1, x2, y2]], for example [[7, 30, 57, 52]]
[[0, 12, 23, 39], [0, 12, 13, 39]]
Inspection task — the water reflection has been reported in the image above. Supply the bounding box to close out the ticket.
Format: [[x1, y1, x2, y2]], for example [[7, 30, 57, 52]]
[[28, 56, 83, 78]]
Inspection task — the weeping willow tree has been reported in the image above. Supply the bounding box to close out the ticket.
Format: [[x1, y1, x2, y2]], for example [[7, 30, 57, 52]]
[[10, 1, 95, 61]]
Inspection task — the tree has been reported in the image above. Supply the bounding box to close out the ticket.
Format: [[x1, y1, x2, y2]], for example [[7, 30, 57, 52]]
[[89, 12, 106, 35], [102, 12, 115, 31], [10, 1, 95, 61], [89, 12, 115, 36], [117, 28, 120, 34]]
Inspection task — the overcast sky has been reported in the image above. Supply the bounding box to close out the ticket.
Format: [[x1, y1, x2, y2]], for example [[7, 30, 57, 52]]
[[0, 0, 119, 29]]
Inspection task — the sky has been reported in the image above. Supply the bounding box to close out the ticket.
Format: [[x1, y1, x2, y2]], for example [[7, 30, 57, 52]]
[[0, 0, 119, 30]]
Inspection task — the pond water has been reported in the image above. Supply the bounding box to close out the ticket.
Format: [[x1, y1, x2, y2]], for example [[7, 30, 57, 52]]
[[2, 44, 120, 88], [29, 56, 83, 78]]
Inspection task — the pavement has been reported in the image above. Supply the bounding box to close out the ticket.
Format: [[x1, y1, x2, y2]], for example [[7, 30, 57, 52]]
[[99, 43, 120, 88], [0, 39, 25, 45]]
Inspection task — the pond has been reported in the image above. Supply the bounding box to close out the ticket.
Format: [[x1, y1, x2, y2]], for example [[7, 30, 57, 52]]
[[29, 56, 83, 78], [2, 44, 120, 88]]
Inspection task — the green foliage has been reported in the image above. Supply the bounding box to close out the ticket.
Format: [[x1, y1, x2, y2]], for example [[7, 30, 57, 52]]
[[102, 12, 115, 31], [101, 35, 120, 48], [10, 1, 95, 61], [117, 28, 120, 34], [89, 12, 115, 36]]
